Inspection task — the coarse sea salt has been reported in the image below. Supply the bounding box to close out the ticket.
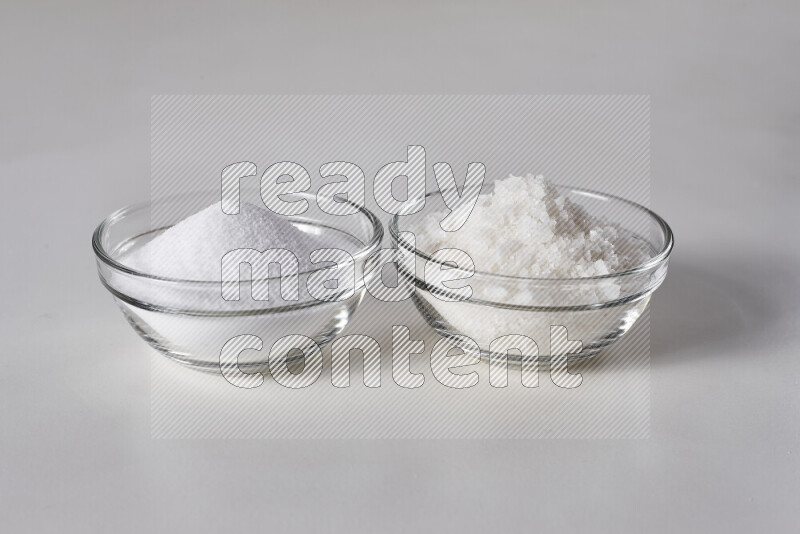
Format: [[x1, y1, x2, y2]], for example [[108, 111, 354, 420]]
[[416, 174, 648, 280], [412, 174, 652, 353]]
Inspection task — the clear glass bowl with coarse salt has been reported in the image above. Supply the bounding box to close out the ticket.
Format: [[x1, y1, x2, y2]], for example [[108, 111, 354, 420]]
[[93, 191, 383, 373], [389, 184, 673, 364]]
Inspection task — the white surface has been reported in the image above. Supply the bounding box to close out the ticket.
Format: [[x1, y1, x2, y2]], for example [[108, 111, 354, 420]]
[[2, 1, 799, 531]]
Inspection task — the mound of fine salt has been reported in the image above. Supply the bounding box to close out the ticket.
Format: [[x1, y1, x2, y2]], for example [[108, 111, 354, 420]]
[[125, 201, 323, 281]]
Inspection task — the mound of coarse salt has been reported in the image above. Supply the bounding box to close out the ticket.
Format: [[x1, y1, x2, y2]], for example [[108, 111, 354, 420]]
[[416, 174, 648, 279], [124, 201, 323, 281]]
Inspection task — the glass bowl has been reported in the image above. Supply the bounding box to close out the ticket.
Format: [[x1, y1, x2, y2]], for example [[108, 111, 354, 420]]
[[389, 185, 673, 363], [93, 192, 383, 373]]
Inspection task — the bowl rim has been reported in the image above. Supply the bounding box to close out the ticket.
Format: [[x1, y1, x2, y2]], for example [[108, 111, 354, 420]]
[[389, 183, 674, 283], [92, 191, 385, 284]]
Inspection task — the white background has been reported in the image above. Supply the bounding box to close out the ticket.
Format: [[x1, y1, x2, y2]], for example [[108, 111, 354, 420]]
[[2, 1, 799, 532]]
